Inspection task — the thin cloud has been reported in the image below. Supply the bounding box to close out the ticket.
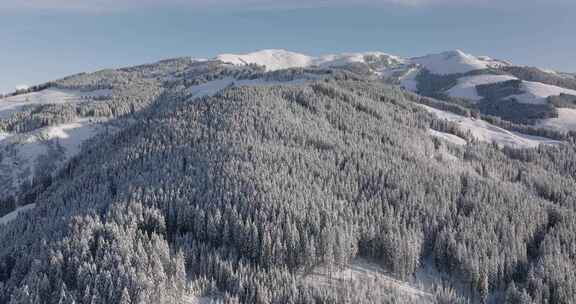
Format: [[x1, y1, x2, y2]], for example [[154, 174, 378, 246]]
[[0, 0, 558, 11], [0, 0, 571, 14]]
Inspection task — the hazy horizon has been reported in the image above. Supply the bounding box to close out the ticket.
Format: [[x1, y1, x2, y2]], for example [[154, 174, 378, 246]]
[[1, 0, 574, 93]]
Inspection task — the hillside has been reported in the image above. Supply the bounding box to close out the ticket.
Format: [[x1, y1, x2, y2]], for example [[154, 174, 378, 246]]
[[1, 54, 576, 304]]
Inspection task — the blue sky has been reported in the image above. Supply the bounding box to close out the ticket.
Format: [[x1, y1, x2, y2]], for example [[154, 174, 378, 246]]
[[0, 0, 574, 93]]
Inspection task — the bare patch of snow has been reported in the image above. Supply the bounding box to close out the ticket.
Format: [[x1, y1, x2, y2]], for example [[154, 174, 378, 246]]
[[508, 81, 576, 105], [216, 49, 313, 71], [446, 74, 518, 101], [537, 108, 576, 132], [216, 49, 406, 73], [0, 203, 35, 226], [181, 295, 214, 304], [0, 118, 109, 198], [428, 129, 467, 146], [399, 67, 421, 92], [410, 50, 508, 75], [420, 104, 562, 149], [0, 88, 112, 118], [302, 259, 434, 303]]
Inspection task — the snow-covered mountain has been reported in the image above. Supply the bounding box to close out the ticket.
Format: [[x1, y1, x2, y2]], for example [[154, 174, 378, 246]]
[[215, 49, 406, 72], [409, 49, 510, 75], [3, 48, 576, 304], [0, 87, 114, 201], [1, 48, 575, 204], [213, 49, 576, 134]]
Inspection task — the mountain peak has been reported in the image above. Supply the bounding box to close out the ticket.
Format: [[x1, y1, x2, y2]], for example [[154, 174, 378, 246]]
[[411, 49, 508, 75], [215, 49, 313, 71]]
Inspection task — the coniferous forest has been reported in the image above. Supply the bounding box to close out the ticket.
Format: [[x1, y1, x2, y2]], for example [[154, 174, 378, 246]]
[[1, 58, 576, 304]]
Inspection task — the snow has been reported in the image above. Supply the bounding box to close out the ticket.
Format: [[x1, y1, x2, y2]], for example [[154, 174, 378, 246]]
[[537, 108, 576, 132], [0, 118, 108, 198], [314, 52, 405, 70], [181, 295, 213, 304], [0, 88, 112, 118], [399, 67, 421, 92], [302, 259, 434, 303], [420, 104, 562, 149], [446, 74, 518, 101], [508, 81, 576, 105], [411, 50, 508, 75], [216, 49, 313, 71], [0, 203, 35, 226], [190, 77, 315, 98], [215, 49, 405, 72], [428, 129, 467, 146], [442, 74, 576, 104]]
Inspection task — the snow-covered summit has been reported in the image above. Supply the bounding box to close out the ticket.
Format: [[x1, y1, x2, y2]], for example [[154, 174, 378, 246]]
[[410, 49, 509, 75], [216, 49, 314, 71], [215, 49, 405, 72]]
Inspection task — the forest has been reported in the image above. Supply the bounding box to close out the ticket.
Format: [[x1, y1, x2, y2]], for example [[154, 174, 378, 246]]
[[1, 59, 576, 303]]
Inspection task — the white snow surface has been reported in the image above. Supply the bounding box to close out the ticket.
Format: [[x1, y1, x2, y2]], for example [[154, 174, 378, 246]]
[[303, 259, 434, 303], [410, 50, 509, 75], [537, 108, 576, 132], [189, 76, 315, 98], [399, 67, 421, 91], [0, 118, 108, 198], [0, 204, 35, 225], [0, 88, 112, 118], [428, 129, 467, 146], [420, 104, 562, 149], [446, 74, 518, 101], [508, 81, 576, 105], [216, 49, 314, 71], [215, 49, 404, 72]]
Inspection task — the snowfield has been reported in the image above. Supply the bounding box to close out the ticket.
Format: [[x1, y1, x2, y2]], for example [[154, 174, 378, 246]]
[[410, 50, 509, 75], [508, 81, 576, 105], [420, 104, 562, 149], [537, 108, 576, 132], [399, 67, 421, 91], [443, 74, 576, 106], [428, 129, 467, 146], [0, 88, 112, 118], [0, 203, 35, 225], [0, 118, 109, 198], [216, 49, 313, 71], [302, 259, 434, 303], [215, 49, 405, 72], [446, 74, 518, 101]]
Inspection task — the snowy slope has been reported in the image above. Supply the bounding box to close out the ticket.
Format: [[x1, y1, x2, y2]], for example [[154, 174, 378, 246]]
[[420, 104, 562, 148], [428, 129, 467, 146], [216, 49, 313, 71], [537, 108, 576, 132], [215, 49, 405, 72], [0, 203, 35, 226], [508, 81, 576, 105], [314, 52, 405, 71], [446, 74, 518, 101], [443, 75, 576, 105], [411, 50, 509, 75], [0, 88, 112, 118], [189, 76, 320, 98], [303, 259, 434, 303], [0, 118, 109, 198]]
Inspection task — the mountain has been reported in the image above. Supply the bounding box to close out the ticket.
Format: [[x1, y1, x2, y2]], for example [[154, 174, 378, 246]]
[[1, 49, 576, 304], [410, 49, 510, 75], [215, 49, 576, 131]]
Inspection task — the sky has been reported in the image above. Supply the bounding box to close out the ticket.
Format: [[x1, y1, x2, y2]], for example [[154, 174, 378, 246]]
[[0, 0, 574, 93]]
